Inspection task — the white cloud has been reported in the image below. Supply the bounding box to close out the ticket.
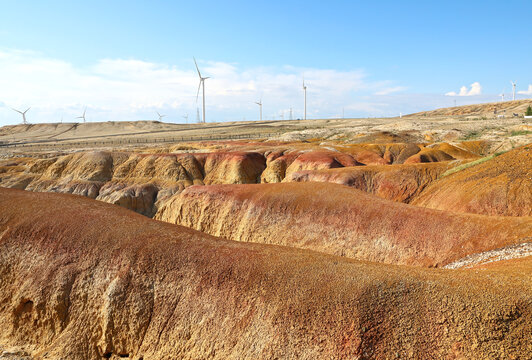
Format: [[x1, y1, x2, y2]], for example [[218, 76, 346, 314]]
[[0, 48, 413, 124], [374, 86, 407, 96], [0, 49, 404, 124], [518, 84, 532, 95], [445, 82, 482, 96], [0, 49, 506, 123]]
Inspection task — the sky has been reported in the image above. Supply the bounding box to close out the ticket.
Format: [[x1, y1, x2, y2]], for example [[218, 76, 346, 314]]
[[0, 0, 531, 125]]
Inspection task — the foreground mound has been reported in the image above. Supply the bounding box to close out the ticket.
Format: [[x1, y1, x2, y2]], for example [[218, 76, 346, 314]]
[[155, 182, 532, 267], [412, 145, 532, 216], [0, 188, 531, 359]]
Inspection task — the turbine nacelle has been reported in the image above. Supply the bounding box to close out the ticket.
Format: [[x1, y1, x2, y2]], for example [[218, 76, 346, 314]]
[[76, 107, 87, 123]]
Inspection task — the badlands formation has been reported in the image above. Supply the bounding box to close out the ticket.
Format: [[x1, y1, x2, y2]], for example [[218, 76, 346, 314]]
[[0, 107, 531, 359]]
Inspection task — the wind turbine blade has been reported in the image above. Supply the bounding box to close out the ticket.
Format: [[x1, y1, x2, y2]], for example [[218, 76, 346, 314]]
[[24, 107, 31, 114], [11, 108, 22, 114], [193, 57, 202, 78], [196, 80, 202, 101]]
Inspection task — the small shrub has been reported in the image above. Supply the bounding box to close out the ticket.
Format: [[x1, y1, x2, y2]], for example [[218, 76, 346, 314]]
[[526, 106, 532, 116], [462, 131, 480, 140]]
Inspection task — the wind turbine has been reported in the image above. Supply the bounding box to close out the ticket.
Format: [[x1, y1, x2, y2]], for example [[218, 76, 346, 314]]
[[511, 81, 517, 101], [255, 99, 262, 121], [11, 107, 30, 124], [182, 113, 189, 124], [302, 78, 307, 120], [194, 57, 209, 123], [499, 92, 505, 102], [76, 107, 87, 123], [156, 111, 166, 121]]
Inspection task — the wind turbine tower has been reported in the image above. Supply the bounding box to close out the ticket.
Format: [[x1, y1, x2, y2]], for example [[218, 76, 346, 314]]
[[76, 107, 87, 123], [183, 113, 189, 124], [511, 81, 517, 101], [12, 107, 30, 124], [499, 92, 505, 102], [289, 107, 293, 120], [156, 111, 166, 121], [194, 57, 209, 123], [302, 78, 307, 120], [255, 99, 262, 121]]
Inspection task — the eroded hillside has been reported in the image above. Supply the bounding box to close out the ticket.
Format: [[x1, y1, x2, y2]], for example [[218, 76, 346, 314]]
[[155, 182, 532, 266], [0, 139, 487, 216]]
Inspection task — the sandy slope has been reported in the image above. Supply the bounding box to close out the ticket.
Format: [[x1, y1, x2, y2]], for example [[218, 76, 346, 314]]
[[408, 99, 532, 117]]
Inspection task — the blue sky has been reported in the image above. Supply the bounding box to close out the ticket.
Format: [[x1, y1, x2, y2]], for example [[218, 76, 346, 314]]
[[1, 0, 531, 124]]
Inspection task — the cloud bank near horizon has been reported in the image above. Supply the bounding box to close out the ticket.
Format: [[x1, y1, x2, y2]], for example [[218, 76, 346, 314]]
[[445, 82, 482, 97], [0, 48, 404, 124], [0, 49, 527, 125], [518, 85, 532, 96]]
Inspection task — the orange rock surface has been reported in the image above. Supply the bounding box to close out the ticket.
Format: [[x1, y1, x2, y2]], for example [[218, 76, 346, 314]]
[[0, 188, 530, 359]]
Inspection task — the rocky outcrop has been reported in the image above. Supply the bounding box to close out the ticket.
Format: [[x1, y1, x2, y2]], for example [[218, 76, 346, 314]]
[[201, 152, 266, 184], [285, 162, 454, 202], [155, 182, 532, 267], [283, 151, 358, 179], [96, 183, 159, 217], [22, 152, 127, 198], [334, 143, 423, 164], [412, 145, 532, 216], [0, 151, 268, 215], [404, 148, 455, 164], [0, 188, 531, 359]]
